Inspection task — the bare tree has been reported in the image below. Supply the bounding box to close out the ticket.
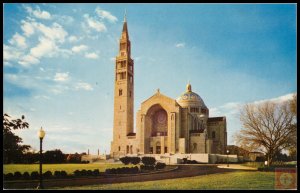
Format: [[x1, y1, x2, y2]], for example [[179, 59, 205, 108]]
[[235, 100, 296, 166]]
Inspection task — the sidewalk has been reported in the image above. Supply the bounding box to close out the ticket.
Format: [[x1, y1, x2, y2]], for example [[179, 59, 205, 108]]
[[217, 164, 257, 171]]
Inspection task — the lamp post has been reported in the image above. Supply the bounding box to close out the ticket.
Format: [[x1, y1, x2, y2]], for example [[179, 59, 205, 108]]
[[226, 150, 229, 167], [37, 127, 45, 189]]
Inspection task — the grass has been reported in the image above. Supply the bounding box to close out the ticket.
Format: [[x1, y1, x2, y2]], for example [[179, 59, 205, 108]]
[[53, 171, 276, 190], [3, 163, 132, 175], [242, 161, 297, 168]]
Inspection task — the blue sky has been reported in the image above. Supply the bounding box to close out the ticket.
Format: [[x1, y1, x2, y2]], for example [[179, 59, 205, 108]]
[[3, 3, 296, 154]]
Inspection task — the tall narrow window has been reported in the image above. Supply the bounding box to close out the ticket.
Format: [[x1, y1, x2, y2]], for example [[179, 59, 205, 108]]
[[119, 89, 122, 96], [118, 146, 121, 151], [212, 131, 216, 139], [129, 91, 131, 97]]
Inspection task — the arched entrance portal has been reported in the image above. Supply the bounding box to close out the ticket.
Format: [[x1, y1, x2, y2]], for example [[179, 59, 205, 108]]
[[145, 104, 168, 154]]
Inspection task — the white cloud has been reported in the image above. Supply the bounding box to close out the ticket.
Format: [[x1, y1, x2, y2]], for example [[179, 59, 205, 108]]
[[68, 35, 78, 43], [33, 22, 68, 43], [83, 14, 107, 32], [30, 36, 58, 58], [18, 54, 40, 67], [21, 20, 35, 37], [72, 45, 88, 53], [175, 43, 185, 48], [3, 45, 23, 62], [9, 33, 27, 48], [85, 52, 99, 59], [34, 95, 51, 100], [49, 85, 70, 94], [56, 15, 74, 24], [75, 81, 93, 91], [95, 7, 118, 23], [252, 93, 295, 105], [54, 72, 69, 82], [25, 5, 51, 20]]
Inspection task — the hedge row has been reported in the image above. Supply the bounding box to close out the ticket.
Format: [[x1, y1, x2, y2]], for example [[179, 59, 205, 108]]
[[140, 162, 166, 171], [3, 169, 102, 181], [258, 165, 296, 172], [73, 169, 100, 177], [105, 166, 139, 174], [182, 158, 199, 164], [3, 170, 68, 181]]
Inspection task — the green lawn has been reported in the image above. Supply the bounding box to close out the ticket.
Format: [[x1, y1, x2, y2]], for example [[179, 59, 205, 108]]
[[3, 163, 131, 175], [54, 171, 276, 190]]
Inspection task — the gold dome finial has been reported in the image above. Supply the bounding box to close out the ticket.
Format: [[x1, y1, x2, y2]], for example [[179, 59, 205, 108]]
[[186, 82, 192, 92]]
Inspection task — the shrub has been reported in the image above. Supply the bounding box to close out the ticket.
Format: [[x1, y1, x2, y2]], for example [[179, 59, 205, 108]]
[[142, 157, 156, 166], [105, 168, 111, 174], [23, 172, 30, 180], [81, 169, 87, 176], [120, 156, 131, 165], [60, 171, 67, 177], [131, 157, 141, 165], [54, 171, 61, 178], [14, 171, 22, 180], [31, 171, 39, 180], [255, 157, 265, 162], [93, 169, 100, 176], [156, 162, 166, 170], [4, 173, 14, 181], [87, 170, 93, 176], [182, 158, 187, 164], [133, 166, 139, 173], [141, 165, 155, 171], [111, 168, 117, 174], [43, 171, 52, 179], [74, 170, 81, 177]]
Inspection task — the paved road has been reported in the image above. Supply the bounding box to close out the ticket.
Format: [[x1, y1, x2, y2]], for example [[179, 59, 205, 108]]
[[3, 165, 240, 189]]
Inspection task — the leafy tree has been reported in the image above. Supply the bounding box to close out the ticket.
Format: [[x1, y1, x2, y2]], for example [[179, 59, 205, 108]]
[[3, 114, 31, 164], [235, 101, 296, 166], [44, 149, 65, 163]]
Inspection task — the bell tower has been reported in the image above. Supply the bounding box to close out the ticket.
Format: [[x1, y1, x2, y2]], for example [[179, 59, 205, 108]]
[[111, 11, 134, 156]]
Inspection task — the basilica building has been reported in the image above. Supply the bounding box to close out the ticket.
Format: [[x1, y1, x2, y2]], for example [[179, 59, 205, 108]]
[[110, 15, 227, 158]]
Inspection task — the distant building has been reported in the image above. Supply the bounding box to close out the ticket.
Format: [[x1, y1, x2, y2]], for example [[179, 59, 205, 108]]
[[110, 14, 227, 159]]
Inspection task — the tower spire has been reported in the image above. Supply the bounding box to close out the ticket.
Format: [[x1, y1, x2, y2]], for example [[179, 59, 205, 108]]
[[124, 9, 127, 22]]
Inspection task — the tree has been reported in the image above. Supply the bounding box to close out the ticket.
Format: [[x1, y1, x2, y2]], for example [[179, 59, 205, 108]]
[[235, 101, 296, 166], [3, 114, 31, 164], [44, 149, 65, 163], [288, 94, 297, 160]]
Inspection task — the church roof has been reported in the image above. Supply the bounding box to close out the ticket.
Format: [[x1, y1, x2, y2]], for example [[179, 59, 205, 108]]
[[176, 83, 207, 108], [207, 117, 226, 122]]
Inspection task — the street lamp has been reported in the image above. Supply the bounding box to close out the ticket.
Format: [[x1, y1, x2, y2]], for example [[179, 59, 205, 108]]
[[37, 127, 45, 189], [226, 150, 229, 167]]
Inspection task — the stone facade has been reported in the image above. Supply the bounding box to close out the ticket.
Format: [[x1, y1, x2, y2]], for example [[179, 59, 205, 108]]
[[110, 16, 227, 158]]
